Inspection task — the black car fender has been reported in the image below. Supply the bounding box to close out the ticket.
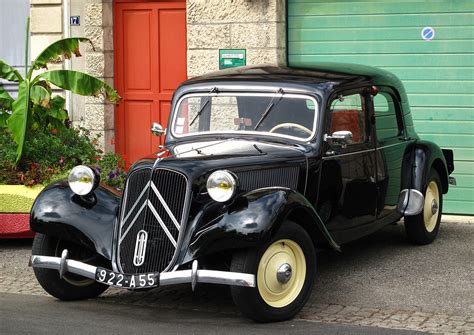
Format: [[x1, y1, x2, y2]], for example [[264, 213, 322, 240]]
[[180, 187, 340, 264], [401, 140, 450, 195], [30, 180, 121, 260]]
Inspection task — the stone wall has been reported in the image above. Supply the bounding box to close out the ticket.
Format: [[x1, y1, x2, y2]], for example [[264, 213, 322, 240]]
[[186, 0, 286, 77], [82, 0, 115, 153]]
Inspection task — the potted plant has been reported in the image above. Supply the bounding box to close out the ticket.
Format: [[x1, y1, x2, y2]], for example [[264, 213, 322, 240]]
[[0, 18, 120, 238]]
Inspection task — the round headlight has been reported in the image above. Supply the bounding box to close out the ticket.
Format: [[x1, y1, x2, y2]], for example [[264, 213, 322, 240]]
[[206, 170, 237, 202], [68, 165, 97, 195]]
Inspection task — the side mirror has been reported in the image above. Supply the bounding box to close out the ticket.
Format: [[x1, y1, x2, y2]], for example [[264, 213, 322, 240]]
[[151, 122, 166, 136], [325, 130, 353, 148]]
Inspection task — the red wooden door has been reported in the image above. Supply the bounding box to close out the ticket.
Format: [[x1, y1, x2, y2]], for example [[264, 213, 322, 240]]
[[114, 1, 187, 165]]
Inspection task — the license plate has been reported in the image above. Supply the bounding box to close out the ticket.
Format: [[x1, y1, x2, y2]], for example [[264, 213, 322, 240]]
[[95, 267, 160, 289]]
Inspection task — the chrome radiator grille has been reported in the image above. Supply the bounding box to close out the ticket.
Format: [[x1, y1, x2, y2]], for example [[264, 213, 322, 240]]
[[117, 168, 188, 274]]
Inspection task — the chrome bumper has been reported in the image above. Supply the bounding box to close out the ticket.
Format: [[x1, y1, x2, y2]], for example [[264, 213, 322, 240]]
[[29, 250, 255, 290]]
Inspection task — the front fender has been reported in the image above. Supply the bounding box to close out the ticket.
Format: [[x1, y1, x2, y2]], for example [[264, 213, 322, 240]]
[[30, 180, 121, 260], [180, 187, 339, 264]]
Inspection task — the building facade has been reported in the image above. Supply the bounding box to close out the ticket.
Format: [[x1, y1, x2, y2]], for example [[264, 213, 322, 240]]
[[28, 0, 473, 214]]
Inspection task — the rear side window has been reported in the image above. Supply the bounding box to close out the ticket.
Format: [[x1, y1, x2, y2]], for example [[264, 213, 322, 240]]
[[374, 92, 401, 141]]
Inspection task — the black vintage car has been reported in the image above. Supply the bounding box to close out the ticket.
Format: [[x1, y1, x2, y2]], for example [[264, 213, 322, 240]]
[[29, 64, 455, 322]]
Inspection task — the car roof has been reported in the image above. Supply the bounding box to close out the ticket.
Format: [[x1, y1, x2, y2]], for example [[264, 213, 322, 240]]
[[182, 63, 407, 96]]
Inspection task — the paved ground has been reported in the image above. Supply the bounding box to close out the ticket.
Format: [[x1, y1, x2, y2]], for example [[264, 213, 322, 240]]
[[1, 220, 473, 334], [0, 293, 423, 335]]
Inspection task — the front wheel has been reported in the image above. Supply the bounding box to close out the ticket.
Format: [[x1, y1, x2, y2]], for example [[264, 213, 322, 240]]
[[32, 233, 109, 300], [404, 169, 443, 245], [230, 222, 316, 322]]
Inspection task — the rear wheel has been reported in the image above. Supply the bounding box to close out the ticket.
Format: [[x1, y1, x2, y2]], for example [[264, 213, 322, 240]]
[[230, 222, 316, 322], [32, 233, 108, 300], [405, 169, 443, 245]]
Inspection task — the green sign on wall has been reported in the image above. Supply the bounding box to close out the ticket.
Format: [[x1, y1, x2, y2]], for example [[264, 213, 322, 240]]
[[219, 49, 246, 69]]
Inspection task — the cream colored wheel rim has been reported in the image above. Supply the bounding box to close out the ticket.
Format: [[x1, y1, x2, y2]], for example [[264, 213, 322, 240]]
[[257, 239, 306, 308], [423, 181, 440, 233]]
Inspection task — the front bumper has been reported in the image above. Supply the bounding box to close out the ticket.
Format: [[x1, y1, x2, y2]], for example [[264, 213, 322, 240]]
[[29, 250, 255, 290]]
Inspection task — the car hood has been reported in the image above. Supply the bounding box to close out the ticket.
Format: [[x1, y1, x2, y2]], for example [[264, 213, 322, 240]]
[[131, 139, 308, 174]]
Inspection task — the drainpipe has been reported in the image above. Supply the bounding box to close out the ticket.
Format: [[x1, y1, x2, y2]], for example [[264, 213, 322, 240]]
[[63, 0, 72, 122]]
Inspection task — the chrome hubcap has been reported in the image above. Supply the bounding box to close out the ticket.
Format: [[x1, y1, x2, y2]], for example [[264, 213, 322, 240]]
[[276, 263, 292, 284], [431, 199, 439, 215]]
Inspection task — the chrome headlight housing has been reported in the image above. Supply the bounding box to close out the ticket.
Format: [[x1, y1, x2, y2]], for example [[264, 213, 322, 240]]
[[68, 165, 99, 196], [206, 170, 237, 202]]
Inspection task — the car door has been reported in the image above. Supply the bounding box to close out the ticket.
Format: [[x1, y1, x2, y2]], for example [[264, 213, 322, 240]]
[[373, 87, 410, 223], [317, 89, 378, 244]]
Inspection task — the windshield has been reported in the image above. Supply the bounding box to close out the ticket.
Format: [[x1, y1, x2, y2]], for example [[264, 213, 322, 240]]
[[171, 93, 318, 141]]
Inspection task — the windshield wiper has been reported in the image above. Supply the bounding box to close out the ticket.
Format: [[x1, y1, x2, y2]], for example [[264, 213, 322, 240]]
[[254, 88, 284, 130], [189, 87, 218, 127]]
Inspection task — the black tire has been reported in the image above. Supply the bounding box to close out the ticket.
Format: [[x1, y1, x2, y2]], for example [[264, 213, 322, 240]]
[[230, 221, 316, 322], [405, 169, 443, 245], [32, 233, 108, 301]]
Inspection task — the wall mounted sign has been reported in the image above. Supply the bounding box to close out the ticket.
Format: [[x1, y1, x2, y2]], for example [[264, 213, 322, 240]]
[[70, 16, 80, 26], [219, 49, 246, 69], [421, 26, 435, 41]]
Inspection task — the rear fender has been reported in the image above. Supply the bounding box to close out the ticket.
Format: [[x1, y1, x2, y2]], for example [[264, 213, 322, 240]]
[[30, 180, 121, 260], [180, 187, 340, 264], [401, 140, 450, 195]]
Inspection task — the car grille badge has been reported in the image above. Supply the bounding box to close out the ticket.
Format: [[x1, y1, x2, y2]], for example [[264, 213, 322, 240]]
[[133, 230, 148, 267]]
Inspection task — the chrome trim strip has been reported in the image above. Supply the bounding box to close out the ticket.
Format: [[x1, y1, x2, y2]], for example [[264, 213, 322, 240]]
[[30, 255, 255, 288], [150, 181, 180, 230], [121, 181, 150, 225], [377, 141, 409, 149], [323, 148, 375, 159], [119, 200, 148, 243], [322, 141, 411, 159], [147, 200, 177, 248]]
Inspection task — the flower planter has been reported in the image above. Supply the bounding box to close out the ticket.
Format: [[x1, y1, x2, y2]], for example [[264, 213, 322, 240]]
[[0, 185, 43, 238]]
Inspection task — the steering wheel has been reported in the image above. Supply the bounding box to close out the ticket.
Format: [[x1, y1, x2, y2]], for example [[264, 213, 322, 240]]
[[269, 123, 312, 135]]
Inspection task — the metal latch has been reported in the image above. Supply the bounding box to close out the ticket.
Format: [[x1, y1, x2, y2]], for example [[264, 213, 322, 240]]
[[449, 176, 457, 186]]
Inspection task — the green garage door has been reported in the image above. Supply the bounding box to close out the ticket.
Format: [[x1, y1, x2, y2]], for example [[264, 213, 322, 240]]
[[288, 0, 474, 214]]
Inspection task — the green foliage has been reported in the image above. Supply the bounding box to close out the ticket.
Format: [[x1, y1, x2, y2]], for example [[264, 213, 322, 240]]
[[0, 18, 120, 163], [31, 37, 93, 70], [7, 80, 30, 162], [0, 83, 14, 113], [0, 60, 22, 82], [94, 153, 127, 191], [0, 126, 127, 190], [41, 70, 120, 103], [0, 126, 99, 186]]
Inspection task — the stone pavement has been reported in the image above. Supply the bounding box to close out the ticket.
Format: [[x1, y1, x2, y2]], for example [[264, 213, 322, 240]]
[[1, 221, 473, 334]]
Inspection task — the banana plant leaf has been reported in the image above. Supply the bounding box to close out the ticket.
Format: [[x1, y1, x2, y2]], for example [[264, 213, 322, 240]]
[[48, 95, 67, 121], [32, 38, 94, 70], [7, 79, 30, 162], [0, 111, 9, 127], [30, 85, 50, 108], [0, 83, 14, 112], [40, 70, 120, 103], [0, 60, 23, 82]]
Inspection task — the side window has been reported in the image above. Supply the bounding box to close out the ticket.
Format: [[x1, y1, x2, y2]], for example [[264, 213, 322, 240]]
[[330, 93, 367, 144], [374, 92, 401, 141]]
